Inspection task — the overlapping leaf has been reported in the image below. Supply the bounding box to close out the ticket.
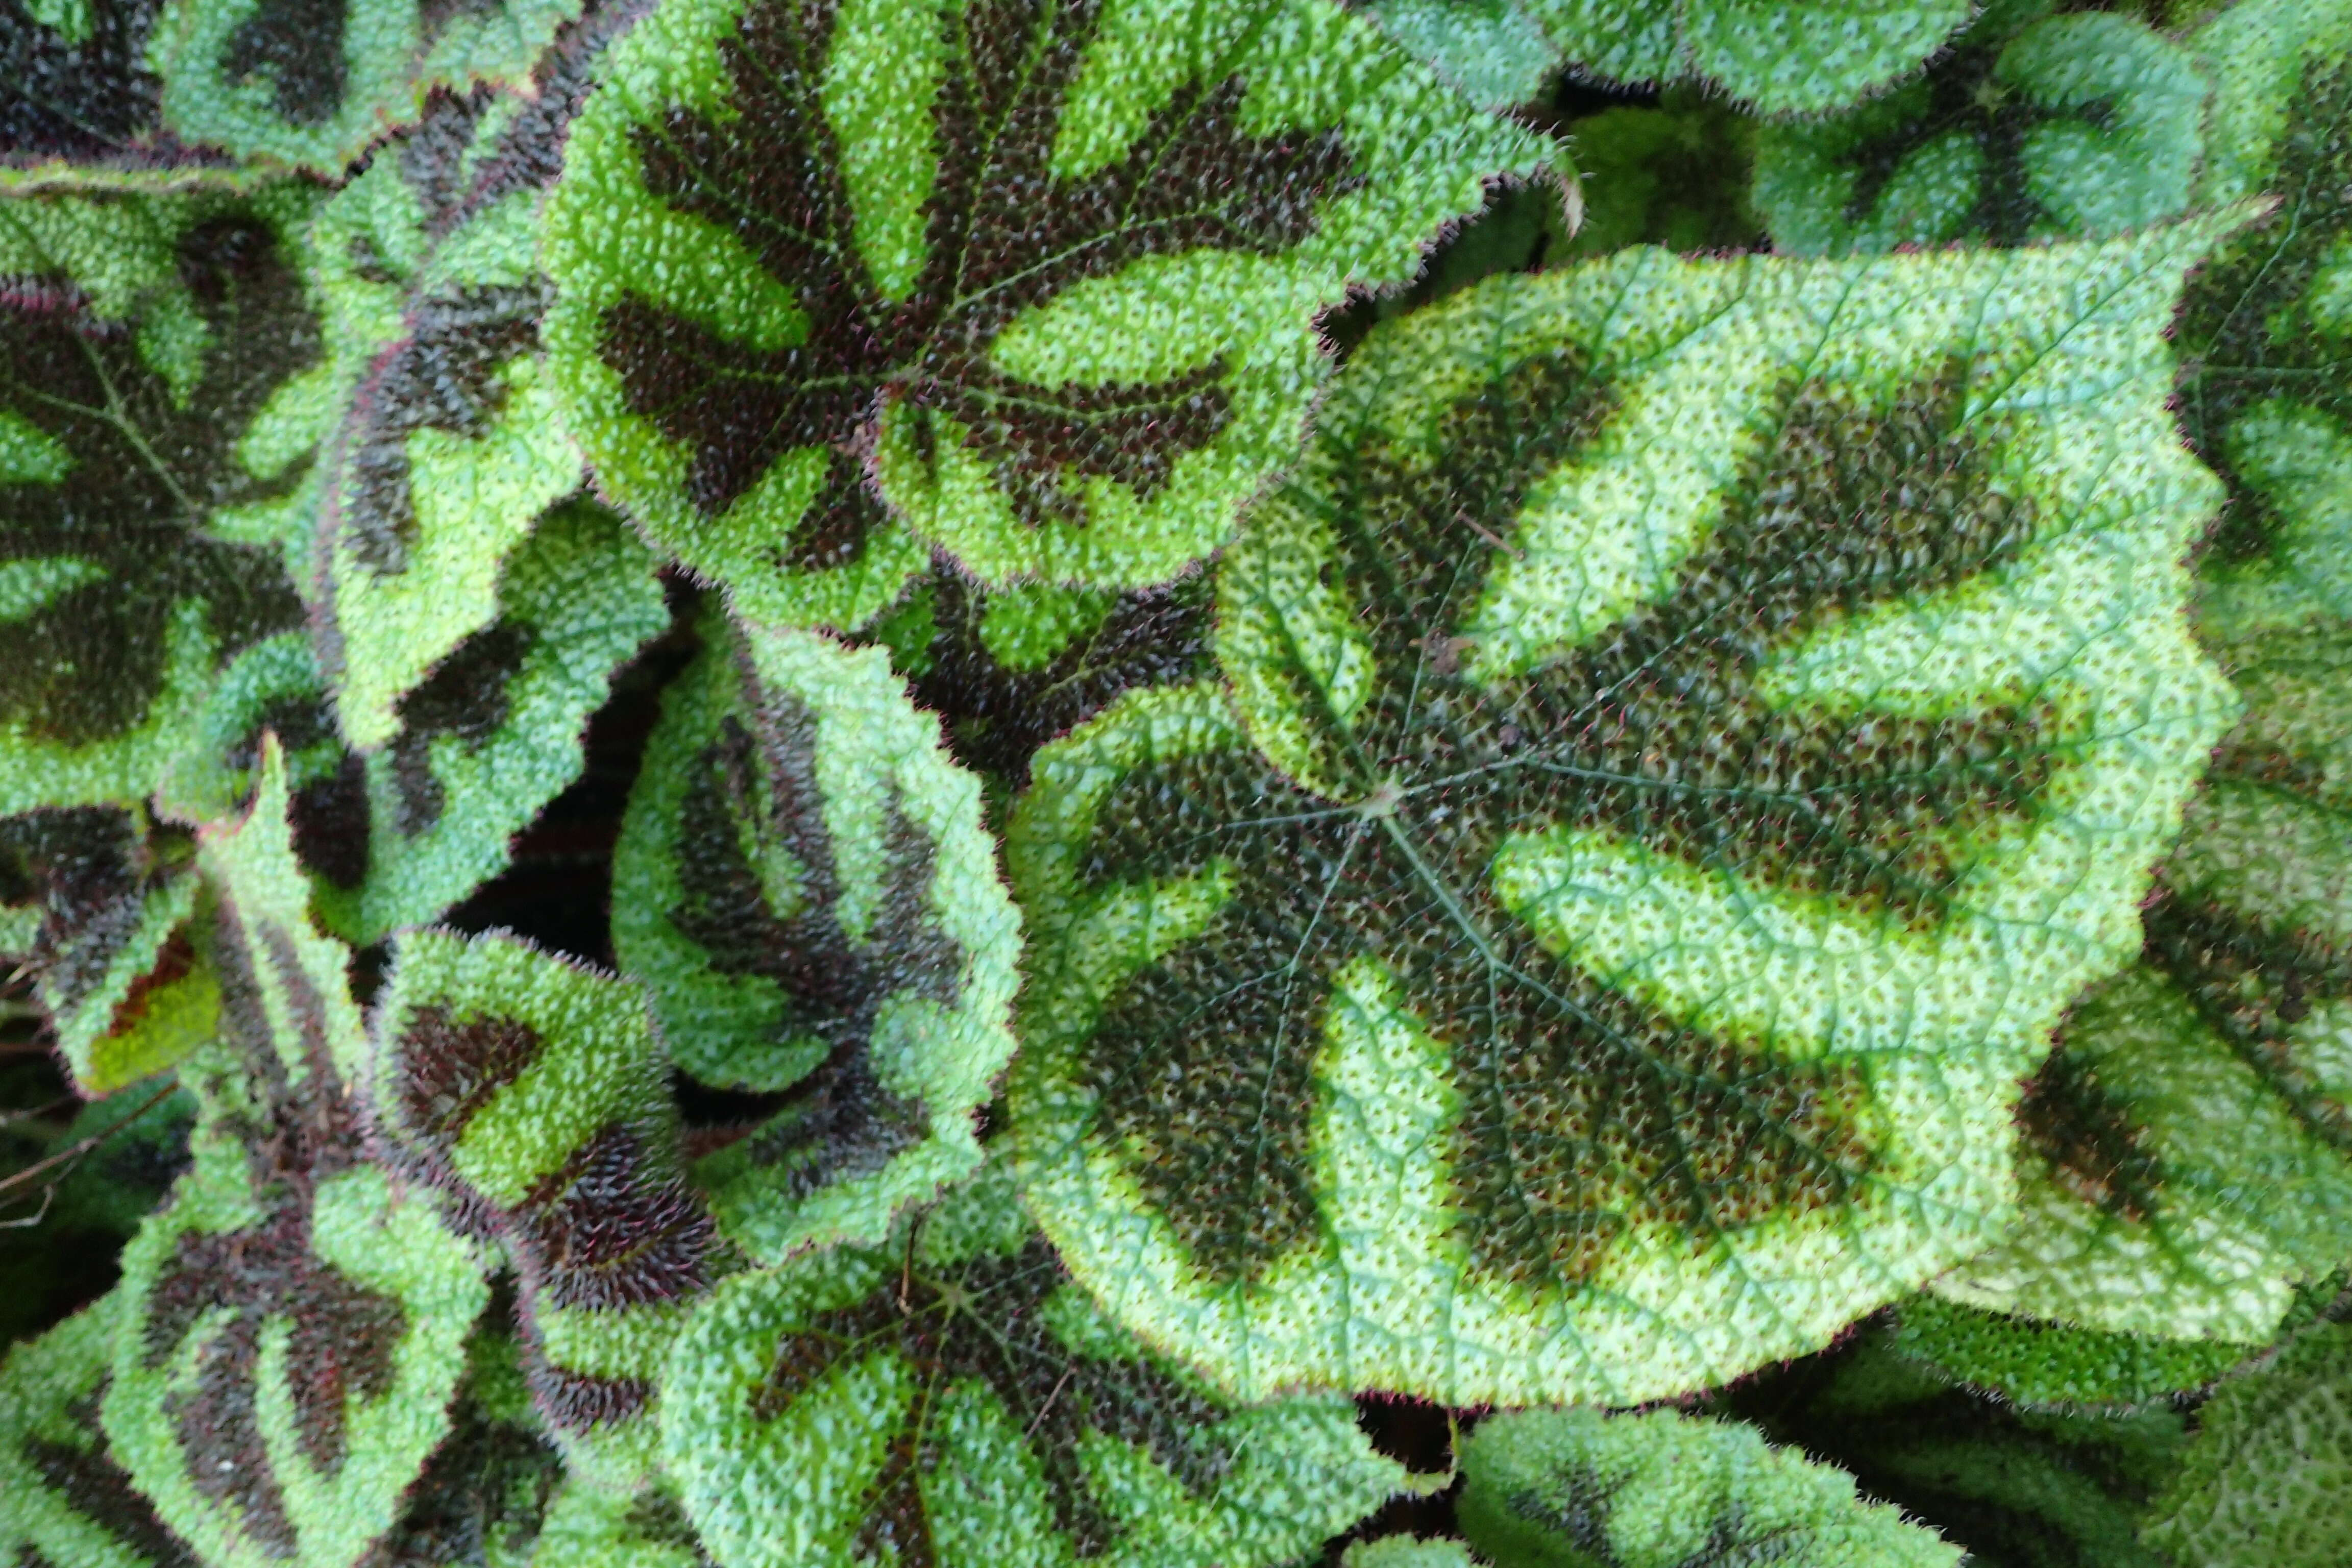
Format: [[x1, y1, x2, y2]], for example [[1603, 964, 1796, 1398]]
[[659, 1169, 1404, 1568], [543, 0, 1559, 630], [371, 927, 719, 1486], [1935, 0, 2352, 1343], [1887, 1295, 2245, 1413], [2141, 1321, 2352, 1567], [1010, 225, 2242, 1406], [104, 743, 488, 1568], [1363, 0, 1971, 117], [0, 1294, 194, 1568], [365, 1328, 565, 1568], [1456, 1407, 1959, 1568], [527, 1483, 710, 1568], [1550, 95, 1757, 261], [1753, 1, 2207, 257], [1343, 1540, 1481, 1568], [0, 185, 326, 814], [612, 610, 1020, 1260]]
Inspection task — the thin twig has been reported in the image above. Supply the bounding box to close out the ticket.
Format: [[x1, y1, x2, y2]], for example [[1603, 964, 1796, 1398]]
[[0, 1081, 176, 1207]]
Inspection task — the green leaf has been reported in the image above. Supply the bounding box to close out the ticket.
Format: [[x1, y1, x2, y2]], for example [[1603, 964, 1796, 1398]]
[[2, 1294, 197, 1568], [1455, 1407, 1959, 1568], [1520, 0, 1970, 116], [369, 1328, 566, 1568], [105, 742, 489, 1568], [148, 0, 588, 174], [1888, 1295, 2246, 1412], [306, 499, 671, 944], [1752, 2, 2208, 257], [1932, 7, 2352, 1337], [1553, 95, 1757, 261], [0, 806, 214, 1092], [1342, 1538, 1482, 1568], [612, 607, 1021, 1261], [1734, 1327, 2191, 1568], [307, 34, 614, 752], [528, 1483, 711, 1568], [371, 926, 720, 1488], [0, 185, 325, 815], [876, 572, 1217, 783], [2142, 1321, 2352, 1568], [1357, 0, 1557, 111], [542, 0, 1559, 629], [0, 0, 179, 187], [1009, 224, 2244, 1406], [659, 1168, 1405, 1568]]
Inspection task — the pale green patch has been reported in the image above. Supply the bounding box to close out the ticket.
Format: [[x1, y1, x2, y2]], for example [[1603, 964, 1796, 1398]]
[[977, 583, 1117, 672], [0, 416, 74, 487], [1343, 1539, 1482, 1568], [2142, 1324, 2352, 1568], [47, 872, 214, 1096], [1457, 1407, 1961, 1568]]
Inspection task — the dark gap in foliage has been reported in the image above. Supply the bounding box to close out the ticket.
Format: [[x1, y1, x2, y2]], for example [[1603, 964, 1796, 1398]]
[[1318, 1396, 1467, 1561], [438, 574, 702, 968]]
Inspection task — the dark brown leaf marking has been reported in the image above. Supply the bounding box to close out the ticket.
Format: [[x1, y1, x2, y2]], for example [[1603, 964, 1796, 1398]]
[[221, 0, 349, 128], [386, 620, 534, 836]]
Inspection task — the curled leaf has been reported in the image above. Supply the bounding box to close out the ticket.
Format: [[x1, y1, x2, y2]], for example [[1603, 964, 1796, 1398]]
[[543, 0, 1558, 627], [1011, 225, 2244, 1405]]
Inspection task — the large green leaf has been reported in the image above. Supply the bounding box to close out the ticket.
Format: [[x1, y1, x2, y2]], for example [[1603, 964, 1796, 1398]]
[[1752, 0, 2207, 257], [2141, 1321, 2352, 1568], [105, 744, 488, 1568], [1932, 0, 2352, 1343], [371, 927, 720, 1488], [0, 1294, 196, 1568], [542, 0, 1558, 629], [1009, 223, 2242, 1406], [659, 1168, 1404, 1568], [612, 609, 1021, 1260], [1456, 1407, 1959, 1568], [1366, 0, 1972, 118], [0, 185, 325, 815]]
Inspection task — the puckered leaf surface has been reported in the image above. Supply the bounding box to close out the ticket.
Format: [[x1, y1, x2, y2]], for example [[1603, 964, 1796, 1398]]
[[543, 0, 1559, 629], [367, 1329, 564, 1568], [1888, 1295, 2245, 1413], [148, 0, 588, 174], [1935, 0, 2352, 1343], [1341, 1539, 1481, 1568], [1752, 1, 2207, 257], [1376, 0, 1972, 117], [612, 609, 1021, 1260], [659, 1169, 1404, 1568], [1456, 1407, 1959, 1568], [526, 1483, 711, 1568], [1009, 225, 2241, 1406], [0, 186, 324, 815], [0, 1294, 196, 1568], [301, 498, 669, 944], [2141, 1322, 2352, 1568], [371, 927, 720, 1487], [105, 744, 487, 1568]]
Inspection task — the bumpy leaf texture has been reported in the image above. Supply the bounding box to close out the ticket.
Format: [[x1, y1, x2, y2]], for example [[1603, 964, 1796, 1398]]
[[0, 186, 324, 814], [1365, 0, 1972, 116], [0, 1295, 195, 1568], [301, 497, 670, 944], [0, 0, 202, 186], [307, 11, 619, 752], [371, 927, 719, 1487], [105, 744, 488, 1568], [1456, 1406, 1959, 1568], [1738, 1325, 2192, 1568], [543, 0, 1559, 630], [659, 1168, 1404, 1568], [529, 1481, 712, 1568], [149, 0, 588, 173], [2141, 1321, 2352, 1568], [1009, 224, 2241, 1406], [612, 611, 1020, 1259], [1887, 1294, 2244, 1413], [1753, 0, 2207, 256], [1934, 0, 2352, 1345], [364, 1329, 564, 1568], [1341, 1539, 1481, 1568]]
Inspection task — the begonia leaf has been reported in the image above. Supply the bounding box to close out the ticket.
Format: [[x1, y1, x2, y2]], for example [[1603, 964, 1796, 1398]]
[[659, 1168, 1405, 1568], [1342, 1539, 1481, 1568], [366, 1328, 564, 1568], [611, 608, 1020, 1259], [1886, 1295, 2245, 1413], [304, 499, 669, 944], [527, 1483, 710, 1568], [1370, 0, 1972, 118], [308, 20, 616, 752], [148, 0, 589, 175], [541, 0, 1560, 630], [2141, 1321, 2352, 1568], [1753, 1, 2207, 257], [1456, 1407, 1959, 1568], [105, 743, 488, 1568], [1934, 0, 2352, 1342], [0, 1293, 197, 1568], [371, 926, 719, 1487], [1009, 224, 2242, 1406], [0, 185, 325, 816]]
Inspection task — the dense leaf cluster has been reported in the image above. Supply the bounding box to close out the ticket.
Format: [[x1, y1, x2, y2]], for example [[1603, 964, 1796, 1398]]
[[2, 2, 2347, 1566]]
